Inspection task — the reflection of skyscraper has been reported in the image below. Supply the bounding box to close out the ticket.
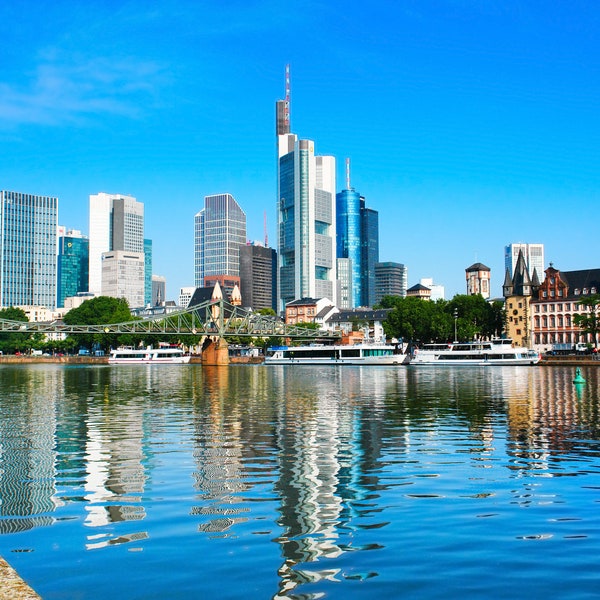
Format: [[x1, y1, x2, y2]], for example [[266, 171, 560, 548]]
[[194, 194, 247, 288], [277, 66, 337, 312], [0, 190, 58, 309]]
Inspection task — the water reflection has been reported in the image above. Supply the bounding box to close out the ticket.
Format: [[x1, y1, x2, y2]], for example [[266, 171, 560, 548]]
[[0, 364, 599, 598]]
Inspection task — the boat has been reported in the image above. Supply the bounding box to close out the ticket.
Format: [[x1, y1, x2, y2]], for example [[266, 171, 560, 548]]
[[108, 344, 191, 364], [264, 342, 406, 365], [408, 338, 540, 366]]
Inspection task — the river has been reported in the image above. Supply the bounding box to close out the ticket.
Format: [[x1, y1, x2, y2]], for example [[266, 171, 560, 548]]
[[0, 363, 599, 599]]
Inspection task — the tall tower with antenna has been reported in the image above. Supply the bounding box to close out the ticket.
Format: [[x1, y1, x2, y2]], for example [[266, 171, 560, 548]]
[[275, 65, 337, 313]]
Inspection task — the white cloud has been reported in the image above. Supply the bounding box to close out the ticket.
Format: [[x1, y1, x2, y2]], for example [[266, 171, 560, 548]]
[[0, 51, 169, 128]]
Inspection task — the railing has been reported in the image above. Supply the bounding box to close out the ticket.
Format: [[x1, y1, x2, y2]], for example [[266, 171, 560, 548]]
[[0, 298, 341, 340]]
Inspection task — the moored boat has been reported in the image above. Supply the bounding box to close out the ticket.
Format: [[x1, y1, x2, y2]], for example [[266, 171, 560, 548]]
[[108, 344, 191, 364], [409, 338, 539, 366], [264, 342, 406, 365]]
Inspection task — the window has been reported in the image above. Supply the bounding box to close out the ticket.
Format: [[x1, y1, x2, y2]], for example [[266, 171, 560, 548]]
[[575, 288, 580, 295]]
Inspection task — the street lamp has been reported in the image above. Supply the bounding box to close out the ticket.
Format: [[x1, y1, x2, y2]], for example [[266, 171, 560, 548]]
[[453, 309, 458, 343]]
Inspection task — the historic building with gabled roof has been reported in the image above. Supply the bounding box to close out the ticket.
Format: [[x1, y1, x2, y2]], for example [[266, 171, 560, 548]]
[[502, 249, 540, 348], [530, 264, 600, 349]]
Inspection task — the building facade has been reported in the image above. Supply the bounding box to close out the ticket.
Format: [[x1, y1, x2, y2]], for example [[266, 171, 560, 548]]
[[88, 192, 145, 299], [239, 243, 277, 311], [336, 163, 379, 308], [0, 190, 58, 309], [194, 193, 246, 288], [374, 262, 407, 304], [57, 229, 89, 308], [466, 262, 491, 298], [101, 250, 145, 309], [531, 265, 600, 349], [505, 243, 544, 280], [503, 249, 538, 348], [178, 286, 195, 309], [151, 275, 166, 306], [276, 67, 337, 312], [144, 238, 153, 306]]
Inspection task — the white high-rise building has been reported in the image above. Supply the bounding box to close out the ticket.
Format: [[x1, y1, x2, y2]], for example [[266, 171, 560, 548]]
[[276, 66, 336, 312], [89, 193, 145, 306], [505, 243, 544, 280]]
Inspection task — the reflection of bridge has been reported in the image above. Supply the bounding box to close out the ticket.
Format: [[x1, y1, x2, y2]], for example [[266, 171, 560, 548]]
[[0, 298, 341, 340]]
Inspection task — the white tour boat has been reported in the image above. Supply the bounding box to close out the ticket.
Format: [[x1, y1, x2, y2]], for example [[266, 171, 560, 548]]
[[108, 345, 191, 364], [264, 343, 406, 365], [409, 338, 540, 366]]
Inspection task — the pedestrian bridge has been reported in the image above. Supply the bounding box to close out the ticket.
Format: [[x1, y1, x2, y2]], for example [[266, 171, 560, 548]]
[[0, 298, 341, 340]]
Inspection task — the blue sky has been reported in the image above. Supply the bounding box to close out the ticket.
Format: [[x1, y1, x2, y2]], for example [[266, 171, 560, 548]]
[[1, 1, 599, 301]]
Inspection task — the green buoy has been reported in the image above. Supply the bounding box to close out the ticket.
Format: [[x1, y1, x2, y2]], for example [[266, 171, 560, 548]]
[[573, 368, 586, 384]]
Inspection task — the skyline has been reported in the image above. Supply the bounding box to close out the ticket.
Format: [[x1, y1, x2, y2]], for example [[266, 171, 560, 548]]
[[2, 1, 599, 301]]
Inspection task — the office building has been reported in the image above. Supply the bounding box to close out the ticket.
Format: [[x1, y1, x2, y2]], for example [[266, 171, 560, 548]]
[[239, 243, 277, 311], [57, 229, 89, 308], [101, 250, 145, 309], [144, 239, 153, 306], [505, 243, 544, 280], [194, 193, 246, 288], [336, 258, 353, 309], [0, 190, 58, 309], [276, 65, 337, 312], [151, 275, 166, 306], [179, 286, 195, 309], [335, 159, 379, 308], [374, 262, 408, 304], [88, 193, 145, 305], [420, 278, 445, 301]]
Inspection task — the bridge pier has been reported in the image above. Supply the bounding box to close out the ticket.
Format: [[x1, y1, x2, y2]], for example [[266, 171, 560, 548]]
[[201, 337, 229, 366]]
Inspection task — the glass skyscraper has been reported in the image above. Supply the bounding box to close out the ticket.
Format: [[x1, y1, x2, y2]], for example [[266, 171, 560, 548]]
[[276, 67, 337, 312], [0, 190, 58, 309], [505, 243, 544, 280], [336, 167, 379, 308], [194, 193, 246, 288], [57, 231, 89, 308]]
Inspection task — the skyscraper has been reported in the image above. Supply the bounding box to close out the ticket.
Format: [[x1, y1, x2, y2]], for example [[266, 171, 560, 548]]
[[374, 262, 407, 304], [505, 243, 544, 280], [194, 193, 246, 288], [0, 190, 58, 309], [276, 66, 337, 312], [57, 229, 89, 308], [239, 243, 277, 311], [88, 192, 145, 307], [336, 159, 379, 308]]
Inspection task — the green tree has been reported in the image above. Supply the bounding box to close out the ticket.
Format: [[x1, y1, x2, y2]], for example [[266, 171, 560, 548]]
[[0, 307, 32, 354], [63, 296, 135, 351], [573, 293, 600, 349]]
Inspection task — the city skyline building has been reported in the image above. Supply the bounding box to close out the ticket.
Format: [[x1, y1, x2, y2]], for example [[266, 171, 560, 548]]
[[57, 228, 89, 308], [101, 250, 145, 309], [144, 238, 153, 306], [151, 274, 166, 306], [0, 190, 58, 309], [239, 242, 277, 311], [276, 65, 337, 312], [505, 243, 544, 280], [88, 193, 145, 299], [194, 193, 247, 288], [374, 262, 407, 304]]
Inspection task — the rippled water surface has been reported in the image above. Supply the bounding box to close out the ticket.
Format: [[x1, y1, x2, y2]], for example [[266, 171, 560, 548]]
[[1, 364, 600, 599]]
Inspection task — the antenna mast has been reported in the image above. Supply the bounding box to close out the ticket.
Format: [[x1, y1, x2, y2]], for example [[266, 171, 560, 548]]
[[284, 64, 290, 131], [264, 211, 268, 247], [346, 157, 351, 190]]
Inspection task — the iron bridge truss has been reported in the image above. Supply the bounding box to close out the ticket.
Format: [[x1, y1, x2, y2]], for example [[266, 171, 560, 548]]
[[0, 298, 341, 340]]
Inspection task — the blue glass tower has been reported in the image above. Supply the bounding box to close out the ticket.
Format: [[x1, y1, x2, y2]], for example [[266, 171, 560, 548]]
[[57, 233, 89, 308], [336, 161, 379, 308]]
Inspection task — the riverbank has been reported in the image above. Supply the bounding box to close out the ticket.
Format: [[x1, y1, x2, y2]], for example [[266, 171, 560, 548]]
[[0, 557, 40, 600]]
